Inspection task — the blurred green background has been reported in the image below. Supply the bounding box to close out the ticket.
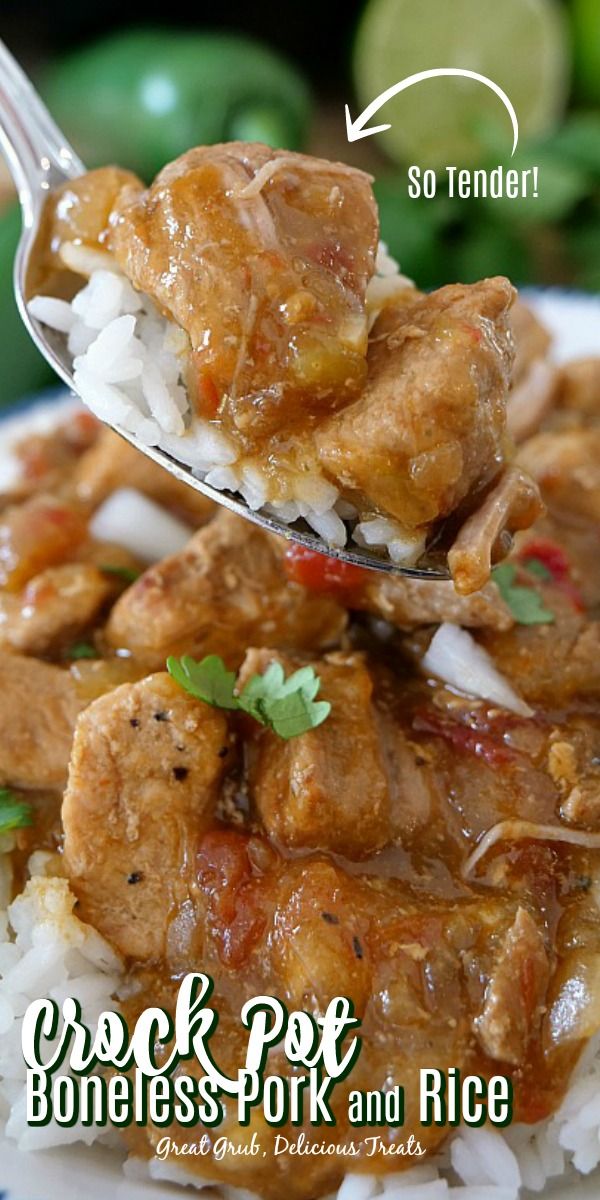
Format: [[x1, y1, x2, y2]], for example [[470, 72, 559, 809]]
[[0, 0, 599, 406]]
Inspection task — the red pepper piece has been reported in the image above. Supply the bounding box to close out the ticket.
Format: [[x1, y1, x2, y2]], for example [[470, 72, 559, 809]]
[[518, 538, 585, 612], [284, 543, 369, 599]]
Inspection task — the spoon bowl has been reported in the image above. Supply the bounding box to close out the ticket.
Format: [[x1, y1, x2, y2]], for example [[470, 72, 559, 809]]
[[0, 40, 449, 579]]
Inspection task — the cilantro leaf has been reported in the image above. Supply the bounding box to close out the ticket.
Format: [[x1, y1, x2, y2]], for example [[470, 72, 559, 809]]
[[264, 692, 331, 739], [100, 564, 141, 584], [522, 557, 552, 582], [238, 660, 330, 739], [67, 641, 98, 660], [237, 662, 286, 726], [492, 562, 555, 626], [0, 788, 33, 835], [167, 654, 239, 709], [279, 666, 321, 701], [167, 654, 331, 739]]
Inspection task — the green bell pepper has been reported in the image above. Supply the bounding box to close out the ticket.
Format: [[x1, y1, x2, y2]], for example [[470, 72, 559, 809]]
[[42, 29, 313, 181]]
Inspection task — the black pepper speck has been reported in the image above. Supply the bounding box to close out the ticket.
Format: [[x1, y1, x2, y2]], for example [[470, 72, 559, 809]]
[[153, 711, 169, 722], [127, 872, 143, 885], [173, 766, 189, 782]]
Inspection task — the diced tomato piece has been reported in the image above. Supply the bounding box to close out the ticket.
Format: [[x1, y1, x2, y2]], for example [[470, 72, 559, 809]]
[[196, 829, 267, 968], [519, 538, 570, 582], [518, 538, 585, 612], [284, 543, 369, 600], [413, 709, 517, 768]]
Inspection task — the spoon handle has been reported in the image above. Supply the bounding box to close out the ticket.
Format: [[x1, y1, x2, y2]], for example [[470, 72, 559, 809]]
[[0, 40, 83, 225]]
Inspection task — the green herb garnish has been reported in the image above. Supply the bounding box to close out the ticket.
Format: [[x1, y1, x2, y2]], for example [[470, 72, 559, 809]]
[[67, 641, 98, 660], [100, 564, 141, 585], [167, 655, 239, 710], [492, 562, 555, 626], [167, 654, 331, 740], [522, 557, 552, 582], [0, 788, 33, 835]]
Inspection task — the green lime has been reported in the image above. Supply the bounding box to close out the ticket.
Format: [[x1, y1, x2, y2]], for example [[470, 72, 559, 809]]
[[571, 0, 600, 103], [353, 0, 570, 168], [545, 112, 600, 177], [43, 30, 312, 181], [480, 144, 588, 224]]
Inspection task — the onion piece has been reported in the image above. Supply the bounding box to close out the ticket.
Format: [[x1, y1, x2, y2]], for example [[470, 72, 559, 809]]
[[422, 622, 533, 718], [463, 819, 600, 879], [90, 488, 193, 563]]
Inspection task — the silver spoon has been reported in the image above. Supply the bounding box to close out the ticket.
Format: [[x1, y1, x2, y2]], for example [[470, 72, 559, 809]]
[[0, 40, 447, 580]]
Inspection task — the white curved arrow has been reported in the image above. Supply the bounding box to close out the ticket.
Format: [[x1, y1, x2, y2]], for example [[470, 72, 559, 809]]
[[346, 67, 519, 154]]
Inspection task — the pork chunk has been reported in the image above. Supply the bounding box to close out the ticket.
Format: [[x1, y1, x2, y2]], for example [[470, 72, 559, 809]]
[[241, 649, 390, 858], [62, 673, 229, 961], [110, 144, 378, 440], [555, 357, 600, 421], [316, 278, 515, 530], [0, 653, 82, 789], [0, 495, 88, 592], [361, 574, 514, 632], [0, 564, 113, 656], [271, 860, 374, 1014], [475, 907, 549, 1065], [518, 429, 600, 525], [482, 608, 600, 705], [106, 511, 346, 668]]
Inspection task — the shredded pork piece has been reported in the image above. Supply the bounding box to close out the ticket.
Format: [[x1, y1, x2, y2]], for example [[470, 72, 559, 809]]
[[448, 467, 544, 595], [237, 154, 373, 198], [475, 907, 549, 1065], [463, 819, 600, 879]]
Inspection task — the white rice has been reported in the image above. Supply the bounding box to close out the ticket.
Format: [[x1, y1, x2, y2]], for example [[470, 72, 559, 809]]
[[28, 243, 424, 567], [0, 864, 122, 1151]]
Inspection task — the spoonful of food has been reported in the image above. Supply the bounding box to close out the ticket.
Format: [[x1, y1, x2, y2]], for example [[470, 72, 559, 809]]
[[0, 40, 542, 589]]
